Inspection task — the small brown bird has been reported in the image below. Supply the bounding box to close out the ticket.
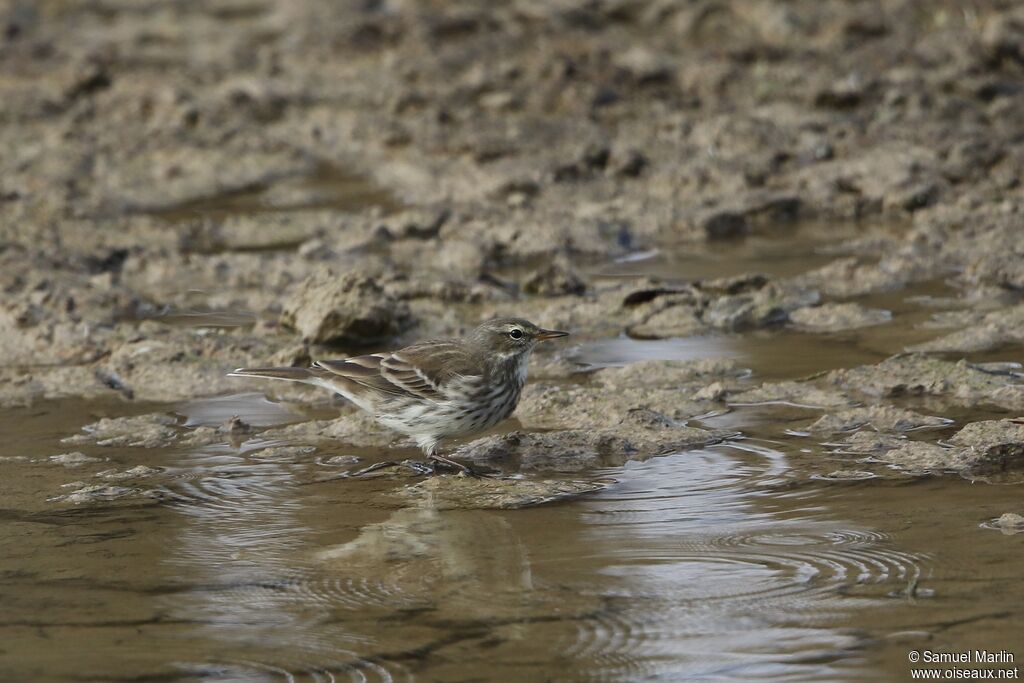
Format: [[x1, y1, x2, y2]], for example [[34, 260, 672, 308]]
[[229, 318, 568, 472]]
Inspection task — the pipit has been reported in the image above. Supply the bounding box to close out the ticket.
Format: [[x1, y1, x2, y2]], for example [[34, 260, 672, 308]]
[[229, 318, 568, 473]]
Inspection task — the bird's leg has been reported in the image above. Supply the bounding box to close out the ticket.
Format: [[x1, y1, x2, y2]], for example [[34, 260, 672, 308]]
[[425, 444, 476, 476], [430, 454, 476, 476]]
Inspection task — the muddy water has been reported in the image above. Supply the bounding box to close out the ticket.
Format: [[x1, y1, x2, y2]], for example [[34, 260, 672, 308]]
[[3, 234, 1024, 682], [151, 163, 399, 224], [587, 219, 906, 282]]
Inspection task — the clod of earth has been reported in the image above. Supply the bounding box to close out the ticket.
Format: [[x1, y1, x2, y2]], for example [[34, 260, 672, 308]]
[[281, 270, 414, 345], [829, 419, 1024, 478], [63, 414, 180, 449], [908, 305, 1024, 353], [804, 406, 951, 434], [789, 302, 892, 332], [825, 355, 1024, 410]]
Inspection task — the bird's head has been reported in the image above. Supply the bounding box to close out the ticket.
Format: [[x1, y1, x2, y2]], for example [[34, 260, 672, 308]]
[[470, 317, 569, 359]]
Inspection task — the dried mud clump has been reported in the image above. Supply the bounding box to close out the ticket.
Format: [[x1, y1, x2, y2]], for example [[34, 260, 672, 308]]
[[624, 278, 819, 338], [909, 306, 1024, 353], [833, 419, 1024, 478], [948, 420, 1024, 475], [826, 355, 1024, 410], [789, 303, 892, 332], [281, 270, 414, 345], [62, 414, 180, 449], [804, 406, 950, 434]]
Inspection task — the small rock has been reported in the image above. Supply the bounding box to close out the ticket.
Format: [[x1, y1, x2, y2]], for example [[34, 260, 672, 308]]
[[948, 420, 1024, 474], [628, 299, 704, 339], [703, 283, 818, 332], [62, 413, 180, 448], [384, 208, 451, 240], [281, 270, 413, 345]]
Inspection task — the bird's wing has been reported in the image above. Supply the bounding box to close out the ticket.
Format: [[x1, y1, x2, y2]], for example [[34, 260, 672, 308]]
[[314, 341, 480, 402]]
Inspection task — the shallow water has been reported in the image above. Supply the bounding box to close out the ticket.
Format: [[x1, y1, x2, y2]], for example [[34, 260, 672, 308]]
[[3, 226, 1024, 682], [150, 163, 399, 224], [3, 400, 1023, 681], [586, 219, 905, 282]]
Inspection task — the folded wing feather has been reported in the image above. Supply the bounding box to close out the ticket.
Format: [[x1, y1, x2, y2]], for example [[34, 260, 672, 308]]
[[314, 342, 481, 403]]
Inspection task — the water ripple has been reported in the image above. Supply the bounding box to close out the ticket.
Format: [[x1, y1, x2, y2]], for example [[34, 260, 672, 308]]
[[549, 446, 930, 679], [181, 655, 410, 683]]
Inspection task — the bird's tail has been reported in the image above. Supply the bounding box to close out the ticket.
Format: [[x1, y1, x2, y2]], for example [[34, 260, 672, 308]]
[[227, 366, 320, 383]]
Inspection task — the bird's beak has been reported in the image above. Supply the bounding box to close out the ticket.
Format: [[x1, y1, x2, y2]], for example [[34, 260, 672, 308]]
[[536, 328, 569, 341]]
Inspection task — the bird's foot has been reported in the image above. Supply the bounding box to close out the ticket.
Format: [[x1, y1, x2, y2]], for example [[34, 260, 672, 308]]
[[428, 454, 486, 477], [336, 455, 492, 479], [346, 460, 403, 477], [347, 459, 434, 478], [403, 459, 436, 476]]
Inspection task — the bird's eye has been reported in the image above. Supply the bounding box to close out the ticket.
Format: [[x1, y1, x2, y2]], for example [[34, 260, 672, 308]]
[[508, 328, 524, 339]]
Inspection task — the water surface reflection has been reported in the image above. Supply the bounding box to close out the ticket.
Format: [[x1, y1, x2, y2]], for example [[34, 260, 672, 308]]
[[153, 440, 924, 681]]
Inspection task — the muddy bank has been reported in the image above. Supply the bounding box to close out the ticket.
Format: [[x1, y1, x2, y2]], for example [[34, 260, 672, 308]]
[[2, 0, 1024, 486]]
